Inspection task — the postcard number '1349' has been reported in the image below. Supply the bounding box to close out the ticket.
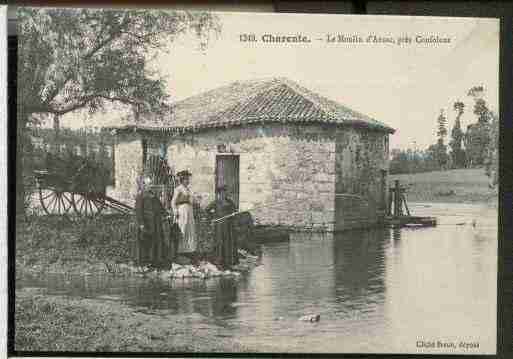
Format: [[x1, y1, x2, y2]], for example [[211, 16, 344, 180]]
[[240, 33, 257, 42]]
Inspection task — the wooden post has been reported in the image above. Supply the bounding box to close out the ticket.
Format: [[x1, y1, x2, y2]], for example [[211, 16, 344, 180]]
[[387, 188, 393, 216], [401, 191, 411, 216], [393, 180, 401, 217], [224, 217, 238, 267]]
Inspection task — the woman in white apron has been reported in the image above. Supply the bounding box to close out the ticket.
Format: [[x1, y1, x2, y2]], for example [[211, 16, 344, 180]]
[[171, 170, 197, 256]]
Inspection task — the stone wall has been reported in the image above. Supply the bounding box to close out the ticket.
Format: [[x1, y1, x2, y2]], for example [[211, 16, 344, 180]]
[[166, 126, 274, 212], [334, 128, 389, 230], [110, 124, 389, 231], [267, 125, 336, 230], [166, 124, 336, 229]]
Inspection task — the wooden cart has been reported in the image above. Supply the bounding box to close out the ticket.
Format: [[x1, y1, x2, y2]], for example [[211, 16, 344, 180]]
[[34, 152, 132, 218]]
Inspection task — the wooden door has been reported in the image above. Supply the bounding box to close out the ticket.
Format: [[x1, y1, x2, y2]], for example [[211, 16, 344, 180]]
[[215, 155, 240, 210]]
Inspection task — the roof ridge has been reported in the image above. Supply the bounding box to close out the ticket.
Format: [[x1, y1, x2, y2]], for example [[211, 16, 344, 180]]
[[276, 78, 388, 127], [173, 77, 281, 104], [207, 77, 285, 121], [274, 78, 336, 120]]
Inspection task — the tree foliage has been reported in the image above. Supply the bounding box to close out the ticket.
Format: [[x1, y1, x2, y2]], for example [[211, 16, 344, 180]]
[[16, 7, 221, 214], [464, 123, 488, 167], [389, 148, 439, 175], [449, 101, 466, 168], [436, 109, 447, 139], [464, 86, 492, 167], [18, 7, 220, 123], [435, 109, 449, 169], [484, 111, 499, 188]]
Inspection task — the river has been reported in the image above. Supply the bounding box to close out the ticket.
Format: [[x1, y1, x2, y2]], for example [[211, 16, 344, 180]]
[[17, 202, 498, 354]]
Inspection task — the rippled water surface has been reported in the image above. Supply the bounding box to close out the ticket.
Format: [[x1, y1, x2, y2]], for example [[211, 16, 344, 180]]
[[18, 203, 498, 354]]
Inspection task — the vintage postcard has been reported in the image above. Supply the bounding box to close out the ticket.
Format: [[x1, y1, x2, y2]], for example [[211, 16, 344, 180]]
[[13, 8, 499, 355]]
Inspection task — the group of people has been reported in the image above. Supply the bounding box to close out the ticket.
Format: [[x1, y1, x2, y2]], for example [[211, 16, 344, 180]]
[[134, 168, 239, 270]]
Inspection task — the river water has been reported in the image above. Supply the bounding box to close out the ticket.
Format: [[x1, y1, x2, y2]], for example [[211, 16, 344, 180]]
[[17, 202, 498, 354]]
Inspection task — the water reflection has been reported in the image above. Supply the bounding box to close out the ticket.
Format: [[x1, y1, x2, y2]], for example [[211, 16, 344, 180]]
[[17, 203, 498, 354], [332, 228, 387, 310]]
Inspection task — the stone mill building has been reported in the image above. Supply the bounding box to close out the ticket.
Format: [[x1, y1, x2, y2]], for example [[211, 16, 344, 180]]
[[109, 77, 395, 231]]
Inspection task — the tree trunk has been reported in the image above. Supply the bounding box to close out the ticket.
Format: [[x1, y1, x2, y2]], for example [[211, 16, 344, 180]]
[[52, 114, 60, 153]]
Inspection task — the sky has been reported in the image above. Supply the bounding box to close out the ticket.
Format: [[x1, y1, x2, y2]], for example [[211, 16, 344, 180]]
[[58, 12, 499, 150]]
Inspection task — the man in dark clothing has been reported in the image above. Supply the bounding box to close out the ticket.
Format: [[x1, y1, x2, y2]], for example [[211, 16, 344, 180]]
[[206, 185, 238, 268], [135, 178, 168, 269]]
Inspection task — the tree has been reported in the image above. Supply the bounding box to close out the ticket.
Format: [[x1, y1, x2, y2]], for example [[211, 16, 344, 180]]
[[468, 85, 492, 125], [467, 85, 499, 187], [465, 86, 492, 167], [437, 109, 447, 140], [426, 144, 441, 171], [464, 123, 488, 167], [435, 109, 449, 170], [449, 101, 466, 168], [484, 112, 499, 188], [17, 8, 220, 214]]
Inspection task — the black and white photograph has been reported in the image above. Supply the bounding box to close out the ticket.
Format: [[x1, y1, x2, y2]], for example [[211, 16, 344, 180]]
[[13, 7, 499, 354]]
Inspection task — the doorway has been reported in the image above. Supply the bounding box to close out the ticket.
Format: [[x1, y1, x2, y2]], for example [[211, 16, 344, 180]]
[[215, 154, 240, 210]]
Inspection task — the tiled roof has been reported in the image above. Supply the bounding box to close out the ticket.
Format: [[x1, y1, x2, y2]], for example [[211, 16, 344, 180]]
[[114, 77, 395, 134]]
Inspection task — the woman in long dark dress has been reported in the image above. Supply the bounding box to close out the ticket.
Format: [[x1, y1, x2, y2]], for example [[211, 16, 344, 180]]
[[206, 185, 238, 268], [135, 177, 167, 268]]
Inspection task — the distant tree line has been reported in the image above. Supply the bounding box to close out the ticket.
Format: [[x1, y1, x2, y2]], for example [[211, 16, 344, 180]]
[[390, 85, 498, 187]]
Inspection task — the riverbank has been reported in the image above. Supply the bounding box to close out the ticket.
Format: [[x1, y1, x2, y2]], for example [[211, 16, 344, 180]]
[[16, 214, 256, 277], [15, 214, 261, 353], [390, 168, 497, 205], [15, 289, 255, 352]]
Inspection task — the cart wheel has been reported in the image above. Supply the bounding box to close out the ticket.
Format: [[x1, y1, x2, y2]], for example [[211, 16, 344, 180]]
[[39, 188, 73, 217], [71, 193, 105, 218]]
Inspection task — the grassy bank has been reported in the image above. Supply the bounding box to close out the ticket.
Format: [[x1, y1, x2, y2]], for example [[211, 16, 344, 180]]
[[390, 168, 497, 205], [16, 214, 137, 276], [15, 289, 253, 353], [16, 210, 220, 276]]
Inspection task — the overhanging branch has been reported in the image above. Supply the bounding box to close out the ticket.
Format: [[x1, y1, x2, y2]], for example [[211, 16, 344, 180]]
[[50, 94, 144, 116]]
